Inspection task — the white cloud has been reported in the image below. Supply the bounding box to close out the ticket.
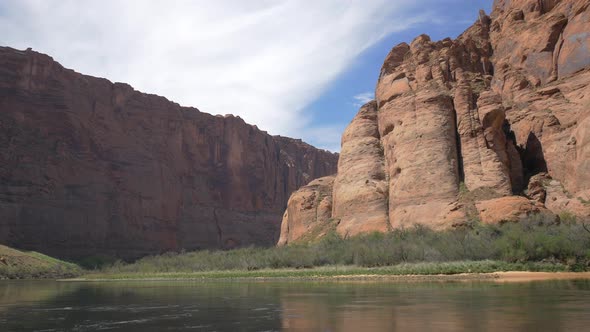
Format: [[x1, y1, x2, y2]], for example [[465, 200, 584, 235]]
[[352, 91, 375, 108], [0, 0, 433, 151], [302, 125, 348, 153]]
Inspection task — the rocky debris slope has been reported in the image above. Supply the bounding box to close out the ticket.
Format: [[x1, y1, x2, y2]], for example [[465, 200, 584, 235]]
[[279, 0, 590, 244], [0, 47, 338, 258]]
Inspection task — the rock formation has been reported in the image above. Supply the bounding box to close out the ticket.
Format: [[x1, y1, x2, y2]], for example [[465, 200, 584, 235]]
[[279, 0, 590, 244], [277, 176, 335, 246], [332, 101, 390, 237], [0, 47, 338, 258]]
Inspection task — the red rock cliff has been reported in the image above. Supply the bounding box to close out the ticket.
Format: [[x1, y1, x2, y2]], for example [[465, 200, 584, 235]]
[[279, 0, 590, 244], [0, 47, 338, 258]]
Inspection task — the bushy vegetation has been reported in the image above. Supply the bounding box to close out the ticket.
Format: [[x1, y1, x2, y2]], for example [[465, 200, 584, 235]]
[[99, 215, 590, 276], [3, 215, 587, 279], [0, 263, 82, 280]]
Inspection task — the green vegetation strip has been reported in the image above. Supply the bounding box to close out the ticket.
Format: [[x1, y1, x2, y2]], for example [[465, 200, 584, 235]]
[[93, 215, 590, 278], [3, 214, 590, 280], [82, 261, 568, 280]]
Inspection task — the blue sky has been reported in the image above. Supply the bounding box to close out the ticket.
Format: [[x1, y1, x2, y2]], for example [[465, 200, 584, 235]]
[[304, 0, 493, 151], [0, 0, 493, 152]]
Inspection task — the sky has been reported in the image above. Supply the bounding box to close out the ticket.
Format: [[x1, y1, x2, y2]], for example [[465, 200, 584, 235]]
[[0, 0, 493, 152]]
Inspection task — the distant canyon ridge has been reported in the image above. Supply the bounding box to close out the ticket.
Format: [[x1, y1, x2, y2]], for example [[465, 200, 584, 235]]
[[279, 0, 590, 244], [0, 46, 338, 259]]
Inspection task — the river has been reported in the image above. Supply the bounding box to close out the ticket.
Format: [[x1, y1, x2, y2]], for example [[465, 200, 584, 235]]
[[1, 279, 589, 331]]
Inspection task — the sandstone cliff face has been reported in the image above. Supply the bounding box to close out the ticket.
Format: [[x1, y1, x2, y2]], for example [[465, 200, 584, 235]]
[[279, 0, 590, 244], [0, 47, 338, 258], [332, 101, 390, 236]]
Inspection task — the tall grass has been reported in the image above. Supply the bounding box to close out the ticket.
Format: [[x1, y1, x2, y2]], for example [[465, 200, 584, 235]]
[[101, 215, 590, 274]]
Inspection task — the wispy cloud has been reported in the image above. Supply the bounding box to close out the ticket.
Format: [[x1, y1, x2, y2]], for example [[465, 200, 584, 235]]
[[352, 91, 375, 108], [0, 0, 434, 151]]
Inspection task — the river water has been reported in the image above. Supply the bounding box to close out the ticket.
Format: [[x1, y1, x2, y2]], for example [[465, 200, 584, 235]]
[[0, 279, 589, 331]]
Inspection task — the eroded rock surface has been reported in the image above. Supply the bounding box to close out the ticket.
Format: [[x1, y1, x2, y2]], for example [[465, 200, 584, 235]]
[[279, 0, 590, 244], [332, 101, 389, 237], [475, 196, 553, 224], [277, 176, 335, 246], [0, 47, 338, 258]]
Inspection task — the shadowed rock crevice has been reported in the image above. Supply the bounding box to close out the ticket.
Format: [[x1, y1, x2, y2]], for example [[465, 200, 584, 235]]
[[522, 132, 548, 184], [451, 99, 466, 184], [503, 120, 526, 193], [213, 208, 222, 246]]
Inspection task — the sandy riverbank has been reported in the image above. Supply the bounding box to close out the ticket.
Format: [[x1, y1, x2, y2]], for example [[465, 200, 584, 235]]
[[64, 271, 590, 283], [493, 271, 590, 282]]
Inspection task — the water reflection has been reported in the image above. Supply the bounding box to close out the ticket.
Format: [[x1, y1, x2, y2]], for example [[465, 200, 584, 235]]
[[0, 280, 589, 331], [279, 281, 590, 331]]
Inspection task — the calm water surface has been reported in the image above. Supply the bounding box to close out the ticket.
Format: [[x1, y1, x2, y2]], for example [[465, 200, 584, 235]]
[[0, 279, 589, 331]]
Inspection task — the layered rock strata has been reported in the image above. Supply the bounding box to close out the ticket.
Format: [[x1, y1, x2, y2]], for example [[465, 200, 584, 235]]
[[0, 47, 338, 258], [279, 0, 590, 244]]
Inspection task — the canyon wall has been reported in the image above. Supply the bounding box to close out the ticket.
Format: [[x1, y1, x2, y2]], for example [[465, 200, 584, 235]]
[[0, 47, 338, 258], [279, 0, 590, 244]]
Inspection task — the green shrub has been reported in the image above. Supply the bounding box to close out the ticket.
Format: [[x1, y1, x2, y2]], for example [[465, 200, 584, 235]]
[[77, 254, 118, 270]]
